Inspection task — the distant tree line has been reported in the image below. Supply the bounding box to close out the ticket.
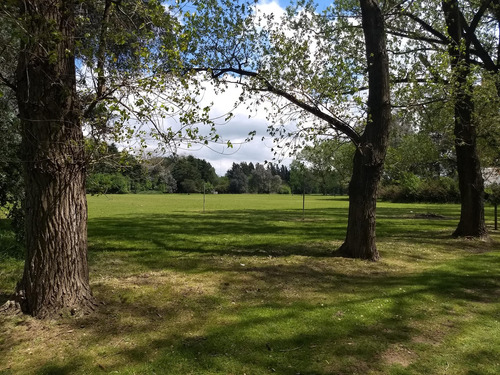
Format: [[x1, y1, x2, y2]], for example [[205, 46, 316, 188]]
[[87, 143, 353, 195], [87, 144, 218, 195], [220, 162, 289, 194]]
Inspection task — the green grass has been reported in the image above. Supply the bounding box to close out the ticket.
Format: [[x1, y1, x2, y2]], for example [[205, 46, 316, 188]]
[[0, 194, 499, 374]]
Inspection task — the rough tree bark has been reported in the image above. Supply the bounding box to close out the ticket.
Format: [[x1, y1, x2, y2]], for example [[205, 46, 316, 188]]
[[14, 0, 95, 318], [337, 0, 392, 261], [442, 0, 488, 239]]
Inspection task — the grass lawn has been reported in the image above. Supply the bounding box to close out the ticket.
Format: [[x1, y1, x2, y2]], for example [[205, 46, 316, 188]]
[[0, 194, 499, 374]]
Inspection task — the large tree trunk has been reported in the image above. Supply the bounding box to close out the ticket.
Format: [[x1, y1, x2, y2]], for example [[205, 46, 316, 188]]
[[442, 0, 488, 239], [452, 79, 487, 238], [338, 145, 384, 260], [14, 0, 95, 318], [337, 0, 391, 261]]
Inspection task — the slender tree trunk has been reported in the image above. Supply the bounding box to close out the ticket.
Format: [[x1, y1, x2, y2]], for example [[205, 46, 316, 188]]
[[337, 0, 391, 261], [442, 0, 488, 239], [14, 0, 95, 318]]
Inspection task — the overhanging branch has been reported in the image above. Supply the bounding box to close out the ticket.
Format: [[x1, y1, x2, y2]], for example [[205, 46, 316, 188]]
[[190, 66, 362, 145]]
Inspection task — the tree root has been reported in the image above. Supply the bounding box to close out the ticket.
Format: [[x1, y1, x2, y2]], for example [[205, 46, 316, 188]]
[[0, 299, 23, 316]]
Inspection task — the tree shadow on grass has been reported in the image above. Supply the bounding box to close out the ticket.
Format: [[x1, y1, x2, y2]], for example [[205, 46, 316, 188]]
[[3, 203, 498, 373], [0, 293, 11, 306], [33, 356, 89, 375], [1, 248, 498, 373], [46, 251, 499, 374], [85, 205, 479, 274], [87, 206, 466, 256], [87, 208, 349, 260]]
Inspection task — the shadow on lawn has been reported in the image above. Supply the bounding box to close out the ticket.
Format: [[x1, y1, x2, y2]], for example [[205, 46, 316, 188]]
[[0, 292, 11, 307], [3, 204, 498, 373], [88, 208, 350, 259], [29, 251, 498, 375], [87, 206, 461, 257]]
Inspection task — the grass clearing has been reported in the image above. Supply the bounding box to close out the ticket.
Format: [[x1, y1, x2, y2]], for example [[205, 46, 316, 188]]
[[1, 194, 499, 374]]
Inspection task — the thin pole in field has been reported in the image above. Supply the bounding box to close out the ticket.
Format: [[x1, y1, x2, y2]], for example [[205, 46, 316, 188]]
[[302, 186, 305, 221], [495, 203, 498, 230], [203, 183, 206, 213]]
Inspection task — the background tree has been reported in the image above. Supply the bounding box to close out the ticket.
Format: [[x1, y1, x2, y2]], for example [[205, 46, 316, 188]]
[[171, 156, 203, 193], [226, 163, 249, 194], [442, 0, 487, 237], [215, 176, 230, 193], [0, 3, 23, 244], [475, 73, 500, 171], [380, 124, 460, 203], [170, 155, 217, 193], [0, 79, 23, 241], [86, 149, 225, 195], [247, 163, 283, 193], [144, 158, 177, 193], [385, 0, 500, 238], [267, 163, 289, 183], [289, 160, 317, 195], [299, 140, 353, 195]]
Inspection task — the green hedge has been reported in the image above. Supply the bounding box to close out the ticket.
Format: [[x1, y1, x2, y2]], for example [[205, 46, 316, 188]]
[[379, 174, 459, 203]]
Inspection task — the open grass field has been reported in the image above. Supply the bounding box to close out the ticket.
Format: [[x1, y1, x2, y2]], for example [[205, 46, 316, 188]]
[[1, 194, 499, 375]]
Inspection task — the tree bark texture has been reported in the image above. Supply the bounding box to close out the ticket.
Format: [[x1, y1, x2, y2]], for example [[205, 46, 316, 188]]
[[15, 0, 95, 318], [337, 0, 391, 261], [442, 0, 488, 238]]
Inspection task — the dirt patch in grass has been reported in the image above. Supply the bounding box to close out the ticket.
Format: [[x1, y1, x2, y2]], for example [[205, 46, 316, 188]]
[[381, 344, 417, 367]]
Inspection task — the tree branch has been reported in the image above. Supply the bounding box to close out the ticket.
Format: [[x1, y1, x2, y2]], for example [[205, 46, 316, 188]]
[[459, 7, 498, 72], [82, 86, 119, 119], [401, 12, 449, 44], [192, 67, 362, 144], [96, 0, 113, 99], [385, 29, 447, 46], [468, 0, 493, 35], [392, 97, 448, 109]]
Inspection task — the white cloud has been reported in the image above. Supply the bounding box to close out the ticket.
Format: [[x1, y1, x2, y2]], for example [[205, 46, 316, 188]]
[[254, 0, 286, 24], [173, 80, 294, 176]]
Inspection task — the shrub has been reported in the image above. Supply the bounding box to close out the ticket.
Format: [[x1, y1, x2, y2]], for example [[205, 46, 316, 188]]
[[378, 184, 404, 202], [215, 177, 230, 194], [278, 184, 292, 195], [486, 183, 500, 204], [418, 177, 459, 203], [87, 173, 131, 194], [379, 175, 459, 203], [179, 179, 199, 194], [399, 172, 421, 200]]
